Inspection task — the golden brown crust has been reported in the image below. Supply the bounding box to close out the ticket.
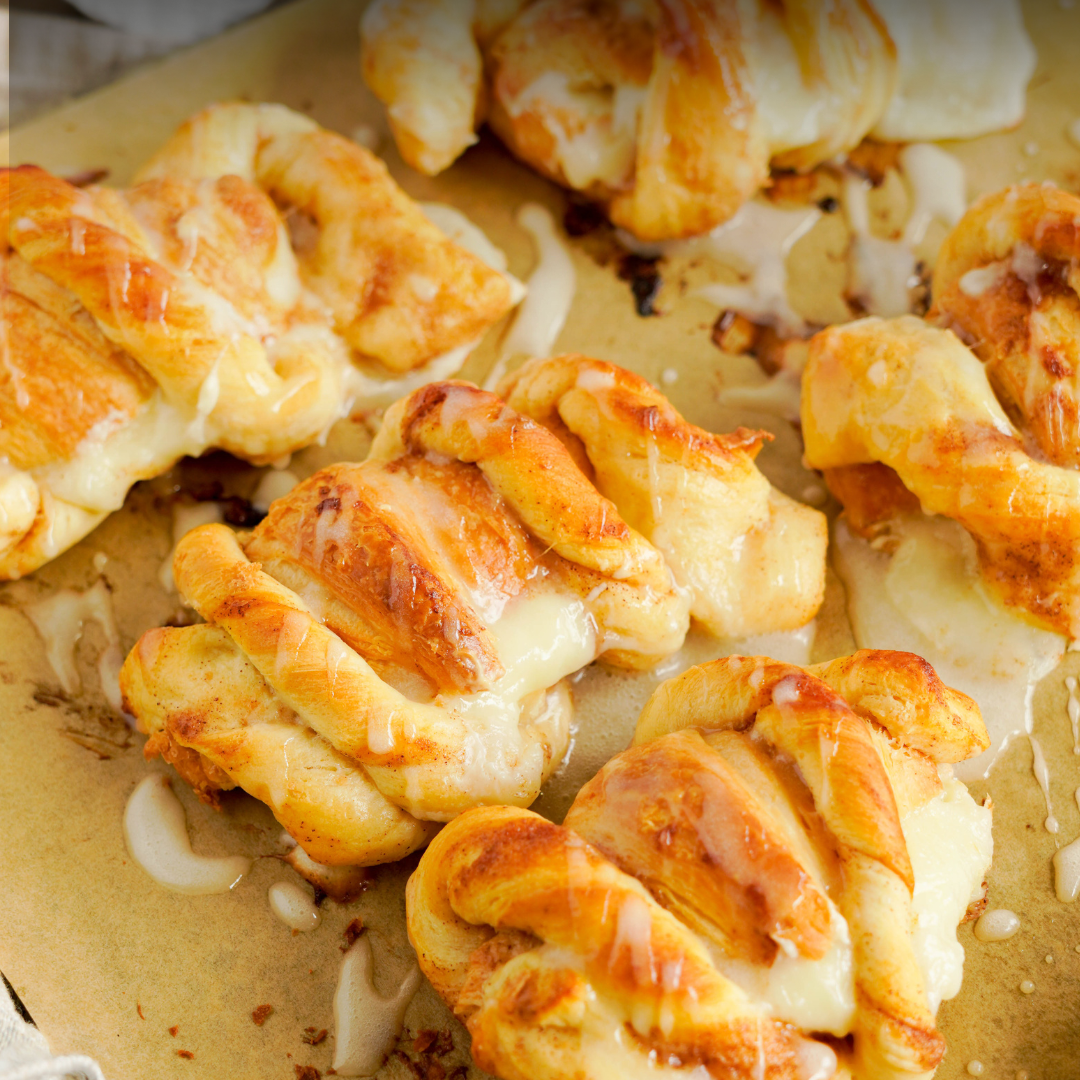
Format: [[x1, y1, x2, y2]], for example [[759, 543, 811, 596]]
[[500, 354, 828, 639], [801, 314, 1080, 635], [931, 183, 1080, 469]]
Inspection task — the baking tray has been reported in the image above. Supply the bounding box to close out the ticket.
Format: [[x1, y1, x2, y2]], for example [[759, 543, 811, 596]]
[[2, 1, 1079, 1077]]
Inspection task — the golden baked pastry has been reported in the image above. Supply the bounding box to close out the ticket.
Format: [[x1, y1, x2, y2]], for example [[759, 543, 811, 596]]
[[499, 354, 827, 638], [0, 103, 518, 579], [407, 650, 992, 1080], [120, 380, 690, 867], [801, 314, 1080, 636], [361, 0, 1034, 241], [931, 183, 1080, 469]]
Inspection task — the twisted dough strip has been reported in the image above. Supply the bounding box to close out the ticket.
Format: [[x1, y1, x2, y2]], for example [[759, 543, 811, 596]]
[[407, 805, 821, 1080], [931, 183, 1080, 469], [632, 652, 988, 1079], [136, 102, 516, 373], [371, 379, 690, 665], [362, 0, 895, 239], [801, 314, 1080, 636], [498, 354, 827, 639], [121, 380, 690, 865]]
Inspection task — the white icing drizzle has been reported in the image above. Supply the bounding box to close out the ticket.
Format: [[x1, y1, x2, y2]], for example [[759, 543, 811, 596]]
[[159, 500, 226, 592], [832, 515, 1066, 782], [251, 469, 300, 514], [123, 774, 250, 895], [23, 579, 124, 709], [1065, 676, 1080, 756], [332, 932, 421, 1077], [267, 881, 321, 931], [843, 174, 918, 318], [844, 144, 966, 318], [1029, 734, 1059, 834], [1052, 789, 1080, 903], [486, 202, 576, 390], [973, 909, 1021, 942], [898, 143, 968, 246], [637, 200, 819, 337]]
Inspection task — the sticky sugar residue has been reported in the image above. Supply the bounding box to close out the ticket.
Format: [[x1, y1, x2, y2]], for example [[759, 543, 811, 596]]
[[486, 202, 576, 390], [123, 774, 250, 895], [332, 931, 421, 1076], [267, 881, 321, 931], [23, 578, 125, 712], [1029, 734, 1058, 833], [973, 909, 1021, 942], [1052, 788, 1080, 903]]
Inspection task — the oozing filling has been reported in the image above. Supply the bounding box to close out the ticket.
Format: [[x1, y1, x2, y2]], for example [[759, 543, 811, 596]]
[[833, 512, 1065, 780]]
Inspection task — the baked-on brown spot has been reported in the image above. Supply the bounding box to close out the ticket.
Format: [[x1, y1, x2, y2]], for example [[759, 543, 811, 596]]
[[294, 1066, 321, 1080], [342, 918, 365, 950], [177, 1050, 194, 1060], [169, 1026, 179, 1037], [302, 1028, 328, 1046], [252, 1004, 273, 1026]]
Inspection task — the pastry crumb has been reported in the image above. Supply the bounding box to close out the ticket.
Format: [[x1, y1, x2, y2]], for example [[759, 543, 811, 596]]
[[252, 1005, 274, 1026]]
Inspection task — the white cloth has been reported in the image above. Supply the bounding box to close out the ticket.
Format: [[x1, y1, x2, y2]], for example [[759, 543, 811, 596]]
[[67, 0, 276, 45], [0, 981, 104, 1080]]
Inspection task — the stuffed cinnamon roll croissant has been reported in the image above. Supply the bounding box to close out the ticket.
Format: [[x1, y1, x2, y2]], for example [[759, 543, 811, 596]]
[[120, 380, 690, 867], [0, 102, 519, 578], [360, 0, 1034, 241], [802, 184, 1080, 637], [407, 650, 992, 1080]]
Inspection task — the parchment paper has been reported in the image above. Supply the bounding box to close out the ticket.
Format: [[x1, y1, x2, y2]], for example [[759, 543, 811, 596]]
[[1, 2, 1079, 1077]]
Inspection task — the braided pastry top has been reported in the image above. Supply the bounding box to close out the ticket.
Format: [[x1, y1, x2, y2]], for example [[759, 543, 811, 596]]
[[801, 314, 1080, 636], [0, 102, 517, 578], [499, 354, 827, 639], [408, 650, 991, 1080], [120, 380, 690, 867]]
